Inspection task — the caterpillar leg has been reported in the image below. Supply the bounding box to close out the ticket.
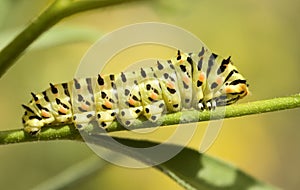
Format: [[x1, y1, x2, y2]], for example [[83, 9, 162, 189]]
[[72, 111, 95, 130], [118, 106, 143, 126], [143, 100, 165, 122], [205, 99, 217, 110]]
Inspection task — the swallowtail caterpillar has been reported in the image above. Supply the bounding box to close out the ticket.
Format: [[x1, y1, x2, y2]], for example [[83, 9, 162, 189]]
[[22, 48, 249, 135]]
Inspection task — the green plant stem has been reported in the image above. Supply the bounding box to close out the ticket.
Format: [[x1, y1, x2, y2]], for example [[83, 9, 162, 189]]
[[0, 0, 150, 78], [0, 93, 299, 145]]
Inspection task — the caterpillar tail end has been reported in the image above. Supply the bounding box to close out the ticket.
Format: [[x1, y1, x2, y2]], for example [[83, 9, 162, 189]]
[[24, 125, 41, 135], [22, 116, 44, 135]]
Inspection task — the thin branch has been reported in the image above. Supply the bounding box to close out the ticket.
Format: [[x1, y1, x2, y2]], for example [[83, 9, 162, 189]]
[[0, 0, 150, 78], [0, 93, 299, 145], [0, 125, 82, 144]]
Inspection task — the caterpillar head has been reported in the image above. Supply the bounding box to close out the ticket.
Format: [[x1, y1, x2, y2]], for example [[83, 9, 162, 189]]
[[215, 70, 249, 106]]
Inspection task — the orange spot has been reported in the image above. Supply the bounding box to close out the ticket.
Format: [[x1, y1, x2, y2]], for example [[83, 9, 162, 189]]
[[128, 98, 135, 105], [59, 106, 68, 114], [183, 76, 190, 85], [81, 104, 89, 111], [41, 110, 50, 118], [104, 101, 112, 109], [198, 72, 206, 82], [216, 76, 223, 85], [225, 86, 233, 93], [150, 92, 158, 100], [167, 82, 174, 89]]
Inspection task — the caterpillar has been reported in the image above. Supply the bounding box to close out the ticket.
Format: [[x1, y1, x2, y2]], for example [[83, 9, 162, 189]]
[[22, 48, 249, 135]]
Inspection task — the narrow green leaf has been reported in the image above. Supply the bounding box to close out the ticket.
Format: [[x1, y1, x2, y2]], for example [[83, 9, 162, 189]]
[[159, 147, 277, 190], [0, 26, 100, 51], [0, 0, 10, 29], [30, 26, 101, 50], [31, 156, 107, 190], [84, 135, 278, 190]]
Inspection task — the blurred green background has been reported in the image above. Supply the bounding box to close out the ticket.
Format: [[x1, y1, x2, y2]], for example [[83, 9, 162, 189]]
[[0, 0, 299, 189]]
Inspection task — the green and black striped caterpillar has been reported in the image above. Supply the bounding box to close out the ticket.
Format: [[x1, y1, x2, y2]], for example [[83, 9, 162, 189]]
[[22, 47, 249, 135]]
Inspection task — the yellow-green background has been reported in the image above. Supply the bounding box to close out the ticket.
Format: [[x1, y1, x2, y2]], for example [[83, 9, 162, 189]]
[[0, 0, 299, 189]]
